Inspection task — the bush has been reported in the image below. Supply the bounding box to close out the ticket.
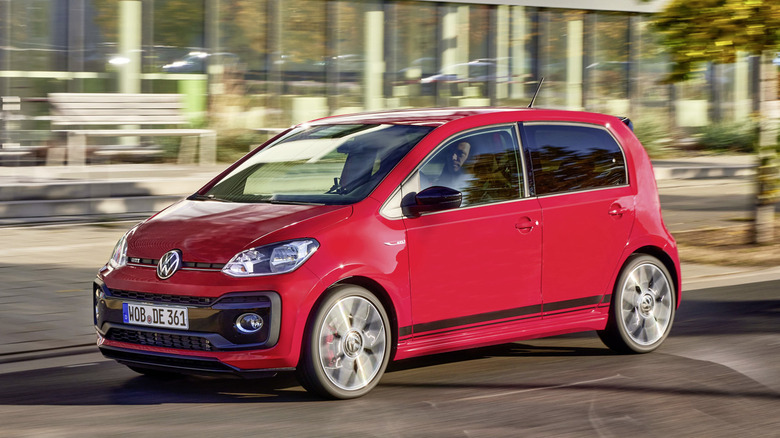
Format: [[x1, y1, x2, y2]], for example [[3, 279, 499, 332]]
[[153, 130, 264, 164], [633, 118, 672, 157], [697, 121, 757, 153], [216, 131, 265, 163]]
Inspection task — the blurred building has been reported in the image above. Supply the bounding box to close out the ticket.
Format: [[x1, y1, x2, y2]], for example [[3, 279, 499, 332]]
[[0, 0, 761, 153]]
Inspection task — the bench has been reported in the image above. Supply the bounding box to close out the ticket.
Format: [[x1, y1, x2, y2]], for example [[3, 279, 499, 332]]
[[49, 93, 216, 166], [0, 96, 44, 166]]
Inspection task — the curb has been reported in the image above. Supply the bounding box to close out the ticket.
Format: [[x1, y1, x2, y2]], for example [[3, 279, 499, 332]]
[[654, 165, 755, 180], [681, 263, 780, 291], [0, 344, 96, 365]]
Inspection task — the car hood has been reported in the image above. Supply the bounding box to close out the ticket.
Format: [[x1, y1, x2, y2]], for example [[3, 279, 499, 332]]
[[127, 200, 351, 262]]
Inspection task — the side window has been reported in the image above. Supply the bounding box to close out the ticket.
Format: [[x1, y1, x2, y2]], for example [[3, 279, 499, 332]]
[[418, 126, 523, 207], [522, 124, 627, 195]]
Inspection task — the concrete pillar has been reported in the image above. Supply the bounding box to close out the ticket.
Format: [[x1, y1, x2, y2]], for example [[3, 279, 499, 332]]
[[510, 6, 527, 100], [441, 6, 470, 86], [495, 6, 510, 101], [118, 1, 142, 148], [118, 0, 142, 94], [364, 5, 385, 111], [566, 19, 583, 110]]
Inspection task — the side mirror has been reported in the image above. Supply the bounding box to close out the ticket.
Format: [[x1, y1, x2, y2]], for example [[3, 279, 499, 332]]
[[402, 186, 462, 217]]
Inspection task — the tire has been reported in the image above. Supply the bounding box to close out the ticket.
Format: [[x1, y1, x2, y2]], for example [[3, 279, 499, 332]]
[[598, 254, 676, 354], [296, 285, 391, 399]]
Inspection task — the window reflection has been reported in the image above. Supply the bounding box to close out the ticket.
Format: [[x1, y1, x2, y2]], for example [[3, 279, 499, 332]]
[[524, 124, 627, 195], [420, 127, 523, 207]]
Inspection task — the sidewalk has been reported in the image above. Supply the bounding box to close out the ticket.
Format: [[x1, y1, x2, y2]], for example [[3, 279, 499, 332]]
[[652, 154, 756, 180]]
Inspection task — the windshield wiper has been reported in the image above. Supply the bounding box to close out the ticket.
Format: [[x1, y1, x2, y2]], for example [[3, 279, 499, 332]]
[[267, 199, 322, 206], [188, 193, 231, 202]]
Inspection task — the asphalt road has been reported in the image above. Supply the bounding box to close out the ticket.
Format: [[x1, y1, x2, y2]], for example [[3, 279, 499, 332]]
[[0, 177, 778, 436], [0, 280, 778, 437]]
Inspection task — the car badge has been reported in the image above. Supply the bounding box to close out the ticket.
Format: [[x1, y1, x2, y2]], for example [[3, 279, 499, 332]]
[[157, 250, 182, 280]]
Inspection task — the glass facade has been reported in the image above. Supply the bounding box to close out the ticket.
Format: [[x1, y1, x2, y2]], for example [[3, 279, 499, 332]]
[[0, 0, 761, 156]]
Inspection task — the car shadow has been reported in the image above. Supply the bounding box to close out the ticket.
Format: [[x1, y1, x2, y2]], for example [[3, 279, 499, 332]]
[[0, 282, 776, 406]]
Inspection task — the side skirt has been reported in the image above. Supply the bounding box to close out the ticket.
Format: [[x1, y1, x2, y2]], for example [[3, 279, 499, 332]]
[[395, 307, 609, 361]]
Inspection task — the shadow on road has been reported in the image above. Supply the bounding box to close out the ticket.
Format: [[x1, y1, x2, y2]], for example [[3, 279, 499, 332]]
[[0, 281, 777, 407]]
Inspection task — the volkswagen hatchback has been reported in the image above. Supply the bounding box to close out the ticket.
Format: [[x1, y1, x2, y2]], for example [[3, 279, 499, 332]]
[[94, 108, 680, 399]]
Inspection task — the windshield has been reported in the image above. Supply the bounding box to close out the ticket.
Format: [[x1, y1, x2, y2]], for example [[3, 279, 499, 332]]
[[202, 124, 433, 205]]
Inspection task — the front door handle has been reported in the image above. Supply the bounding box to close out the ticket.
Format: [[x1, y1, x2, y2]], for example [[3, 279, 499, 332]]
[[515, 217, 538, 234]]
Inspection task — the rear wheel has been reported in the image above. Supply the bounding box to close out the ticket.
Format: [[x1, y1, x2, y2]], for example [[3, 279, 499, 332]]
[[598, 254, 676, 353], [297, 285, 391, 399]]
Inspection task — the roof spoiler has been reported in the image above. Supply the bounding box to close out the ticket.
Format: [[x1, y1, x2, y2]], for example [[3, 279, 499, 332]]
[[618, 116, 633, 131]]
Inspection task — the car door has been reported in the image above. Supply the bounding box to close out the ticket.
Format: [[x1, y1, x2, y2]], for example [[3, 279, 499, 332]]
[[401, 125, 543, 337], [520, 122, 635, 316]]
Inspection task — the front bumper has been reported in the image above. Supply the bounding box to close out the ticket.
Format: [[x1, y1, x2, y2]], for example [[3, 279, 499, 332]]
[[93, 278, 292, 376], [97, 344, 294, 378]]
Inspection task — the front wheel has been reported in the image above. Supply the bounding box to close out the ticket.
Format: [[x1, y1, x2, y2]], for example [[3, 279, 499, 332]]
[[297, 285, 391, 399], [598, 254, 676, 354]]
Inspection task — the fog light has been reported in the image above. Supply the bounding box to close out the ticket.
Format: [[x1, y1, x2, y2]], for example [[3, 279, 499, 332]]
[[235, 313, 264, 334], [94, 289, 103, 323]]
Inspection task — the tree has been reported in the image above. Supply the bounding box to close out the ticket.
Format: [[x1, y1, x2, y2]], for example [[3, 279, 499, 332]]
[[653, 0, 780, 243]]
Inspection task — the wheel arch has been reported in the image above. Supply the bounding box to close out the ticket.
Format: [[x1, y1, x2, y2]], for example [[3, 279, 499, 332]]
[[303, 276, 400, 361], [629, 245, 681, 307]]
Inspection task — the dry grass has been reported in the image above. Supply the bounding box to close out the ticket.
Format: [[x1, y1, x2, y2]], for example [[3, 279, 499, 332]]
[[673, 222, 780, 266]]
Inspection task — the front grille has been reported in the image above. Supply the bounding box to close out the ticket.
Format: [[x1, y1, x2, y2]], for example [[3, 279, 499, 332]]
[[107, 328, 215, 351], [108, 289, 214, 306], [127, 257, 225, 270]]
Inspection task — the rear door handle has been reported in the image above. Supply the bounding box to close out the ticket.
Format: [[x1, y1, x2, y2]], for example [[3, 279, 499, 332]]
[[609, 203, 630, 217]]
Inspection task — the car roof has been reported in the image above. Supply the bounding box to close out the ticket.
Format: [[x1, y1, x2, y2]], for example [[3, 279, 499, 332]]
[[304, 107, 528, 127], [303, 107, 618, 128]]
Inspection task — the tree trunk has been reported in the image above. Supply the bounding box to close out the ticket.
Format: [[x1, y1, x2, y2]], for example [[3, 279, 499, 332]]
[[755, 52, 779, 244]]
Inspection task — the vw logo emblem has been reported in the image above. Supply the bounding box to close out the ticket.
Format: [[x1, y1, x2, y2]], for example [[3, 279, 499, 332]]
[[157, 250, 182, 280]]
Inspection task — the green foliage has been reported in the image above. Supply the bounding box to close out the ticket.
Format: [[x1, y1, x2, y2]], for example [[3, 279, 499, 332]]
[[154, 131, 263, 164], [634, 117, 672, 157], [216, 132, 264, 163], [653, 0, 780, 82], [697, 120, 758, 152]]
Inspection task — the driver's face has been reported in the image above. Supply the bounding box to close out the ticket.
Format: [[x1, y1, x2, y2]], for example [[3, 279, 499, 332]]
[[450, 142, 471, 172]]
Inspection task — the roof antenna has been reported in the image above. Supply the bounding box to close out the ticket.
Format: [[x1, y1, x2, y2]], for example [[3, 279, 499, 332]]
[[527, 77, 545, 108]]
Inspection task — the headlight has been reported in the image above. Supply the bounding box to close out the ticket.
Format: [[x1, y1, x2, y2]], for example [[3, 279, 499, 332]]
[[222, 239, 319, 277], [107, 226, 137, 269]]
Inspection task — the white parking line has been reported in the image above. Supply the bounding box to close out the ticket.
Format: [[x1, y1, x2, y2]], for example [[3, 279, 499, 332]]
[[449, 374, 627, 403]]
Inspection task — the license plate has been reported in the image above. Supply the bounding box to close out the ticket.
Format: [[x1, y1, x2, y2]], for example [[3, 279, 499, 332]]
[[122, 302, 189, 330]]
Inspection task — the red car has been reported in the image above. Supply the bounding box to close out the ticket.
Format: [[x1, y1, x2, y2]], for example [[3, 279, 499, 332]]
[[94, 107, 680, 399]]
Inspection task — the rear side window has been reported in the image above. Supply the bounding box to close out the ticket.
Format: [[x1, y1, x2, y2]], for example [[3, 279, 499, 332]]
[[522, 124, 627, 195]]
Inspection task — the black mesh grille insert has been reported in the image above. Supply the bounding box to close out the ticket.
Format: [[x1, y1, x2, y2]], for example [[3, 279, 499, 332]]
[[107, 328, 215, 351], [108, 289, 214, 306], [127, 258, 225, 270]]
